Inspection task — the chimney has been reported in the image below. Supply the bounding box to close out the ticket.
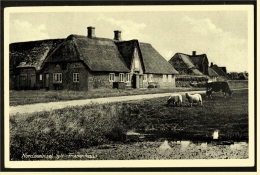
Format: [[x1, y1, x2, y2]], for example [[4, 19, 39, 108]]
[[210, 62, 213, 67], [192, 51, 196, 56], [87, 26, 96, 38], [114, 30, 122, 41]]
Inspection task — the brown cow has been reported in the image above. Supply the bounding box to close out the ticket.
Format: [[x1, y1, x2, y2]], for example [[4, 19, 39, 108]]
[[206, 81, 233, 99]]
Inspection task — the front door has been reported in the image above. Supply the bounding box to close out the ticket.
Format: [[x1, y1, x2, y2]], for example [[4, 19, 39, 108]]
[[19, 75, 27, 88], [45, 74, 49, 89], [132, 74, 136, 88], [30, 75, 36, 88]]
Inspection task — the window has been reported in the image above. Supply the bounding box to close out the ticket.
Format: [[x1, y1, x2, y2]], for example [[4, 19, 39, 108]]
[[149, 74, 153, 82], [135, 59, 139, 70], [143, 74, 147, 82], [109, 73, 115, 82], [39, 74, 42, 81], [53, 73, 62, 83], [163, 74, 167, 82], [168, 74, 172, 82], [126, 73, 130, 82], [73, 73, 79, 82], [119, 73, 124, 82]]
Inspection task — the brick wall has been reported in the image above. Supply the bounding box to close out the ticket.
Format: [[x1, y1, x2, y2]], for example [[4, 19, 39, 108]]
[[88, 72, 124, 90], [151, 74, 176, 88], [43, 61, 89, 91]]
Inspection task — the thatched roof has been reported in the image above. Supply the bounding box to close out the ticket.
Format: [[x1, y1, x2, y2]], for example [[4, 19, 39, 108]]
[[115, 40, 137, 70], [139, 43, 179, 74], [169, 53, 204, 75], [210, 64, 230, 80], [219, 67, 227, 74], [45, 35, 178, 74], [10, 39, 64, 71], [208, 67, 219, 77], [189, 54, 208, 65], [45, 35, 130, 72]]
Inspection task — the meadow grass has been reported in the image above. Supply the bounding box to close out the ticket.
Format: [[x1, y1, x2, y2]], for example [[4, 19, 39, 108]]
[[9, 87, 201, 106], [9, 80, 248, 106], [10, 89, 248, 160]]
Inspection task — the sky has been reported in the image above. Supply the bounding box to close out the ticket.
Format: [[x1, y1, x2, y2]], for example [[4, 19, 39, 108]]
[[7, 6, 253, 72]]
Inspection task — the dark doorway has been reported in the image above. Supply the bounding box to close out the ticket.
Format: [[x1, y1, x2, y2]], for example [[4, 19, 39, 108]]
[[30, 75, 36, 88], [132, 74, 137, 88], [19, 75, 27, 88], [45, 73, 49, 90]]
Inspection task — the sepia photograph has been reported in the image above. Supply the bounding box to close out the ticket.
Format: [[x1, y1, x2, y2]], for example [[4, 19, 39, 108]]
[[2, 2, 257, 172]]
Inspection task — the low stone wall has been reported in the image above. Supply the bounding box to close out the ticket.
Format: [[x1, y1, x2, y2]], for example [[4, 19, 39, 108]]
[[175, 76, 208, 87]]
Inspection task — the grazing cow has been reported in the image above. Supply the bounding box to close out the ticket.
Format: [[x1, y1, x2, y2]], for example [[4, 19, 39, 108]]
[[167, 94, 182, 107], [206, 81, 233, 99], [185, 93, 202, 107]]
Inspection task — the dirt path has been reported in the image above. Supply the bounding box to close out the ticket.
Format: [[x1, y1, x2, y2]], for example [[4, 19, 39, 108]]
[[9, 88, 246, 115]]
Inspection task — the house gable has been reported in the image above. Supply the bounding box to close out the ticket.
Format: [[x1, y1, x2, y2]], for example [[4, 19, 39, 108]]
[[169, 53, 203, 75], [44, 37, 80, 63], [130, 47, 144, 74], [139, 43, 178, 75]]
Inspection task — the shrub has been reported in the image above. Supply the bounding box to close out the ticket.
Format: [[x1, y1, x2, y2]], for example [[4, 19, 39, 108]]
[[10, 103, 133, 160]]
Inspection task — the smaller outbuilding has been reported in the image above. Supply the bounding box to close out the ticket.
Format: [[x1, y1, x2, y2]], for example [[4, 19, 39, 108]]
[[209, 62, 230, 81], [207, 67, 219, 82]]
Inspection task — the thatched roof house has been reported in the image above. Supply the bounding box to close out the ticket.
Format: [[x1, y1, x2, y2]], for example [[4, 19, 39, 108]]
[[9, 39, 64, 89], [168, 51, 209, 76], [10, 39, 64, 71], [209, 62, 230, 81], [10, 26, 178, 90], [208, 67, 219, 82], [44, 35, 178, 75]]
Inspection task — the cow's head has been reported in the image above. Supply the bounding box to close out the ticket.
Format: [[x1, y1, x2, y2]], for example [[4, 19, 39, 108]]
[[228, 90, 233, 97], [167, 98, 171, 105]]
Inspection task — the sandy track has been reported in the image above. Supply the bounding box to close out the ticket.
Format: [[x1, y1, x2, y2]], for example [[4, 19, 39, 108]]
[[9, 90, 207, 115], [9, 88, 247, 115]]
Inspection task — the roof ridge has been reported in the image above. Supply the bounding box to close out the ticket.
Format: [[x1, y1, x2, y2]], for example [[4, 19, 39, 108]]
[[211, 64, 230, 79], [10, 38, 64, 45], [72, 37, 82, 62]]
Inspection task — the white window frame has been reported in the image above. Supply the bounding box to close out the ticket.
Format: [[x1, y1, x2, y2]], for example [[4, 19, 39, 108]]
[[126, 73, 130, 82], [149, 74, 153, 82], [109, 73, 115, 82], [73, 73, 79, 83], [168, 74, 172, 82], [163, 74, 167, 82], [39, 74, 42, 80], [143, 74, 147, 82], [53, 73, 62, 83], [119, 73, 124, 82]]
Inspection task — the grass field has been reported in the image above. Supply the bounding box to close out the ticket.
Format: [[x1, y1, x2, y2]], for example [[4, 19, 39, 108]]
[[9, 87, 203, 106], [10, 89, 248, 160], [9, 80, 248, 106]]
